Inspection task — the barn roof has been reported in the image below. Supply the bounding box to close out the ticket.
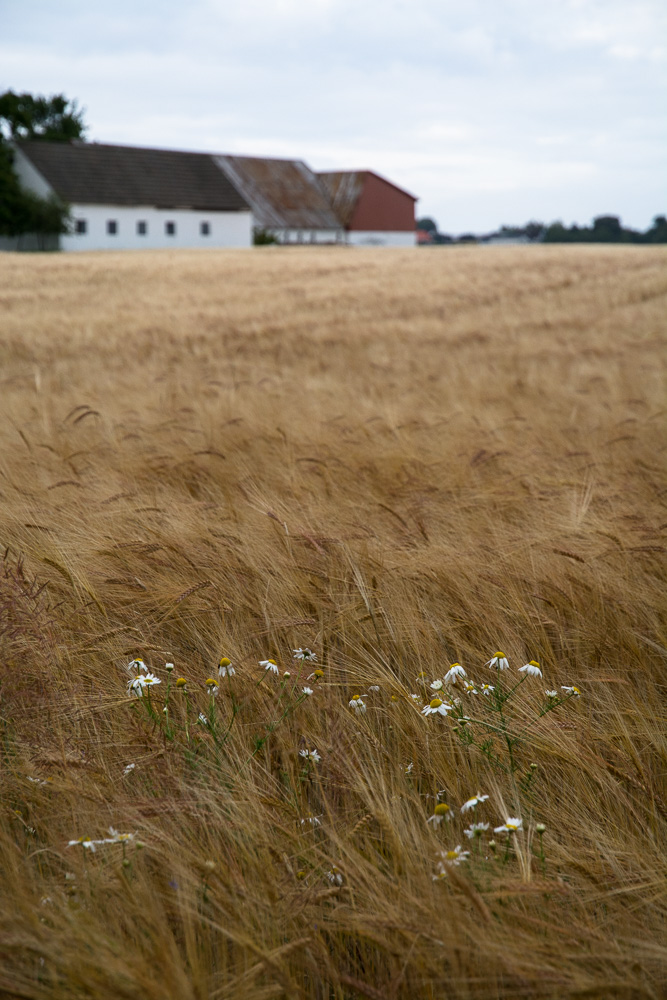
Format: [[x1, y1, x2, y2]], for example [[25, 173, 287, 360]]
[[317, 171, 417, 228], [15, 141, 249, 211], [214, 155, 342, 230]]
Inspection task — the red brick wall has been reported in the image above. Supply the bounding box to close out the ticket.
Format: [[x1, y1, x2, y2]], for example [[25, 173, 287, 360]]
[[349, 173, 416, 232]]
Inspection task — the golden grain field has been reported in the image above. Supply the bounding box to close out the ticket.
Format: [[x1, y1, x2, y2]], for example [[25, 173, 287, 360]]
[[0, 245, 666, 1000]]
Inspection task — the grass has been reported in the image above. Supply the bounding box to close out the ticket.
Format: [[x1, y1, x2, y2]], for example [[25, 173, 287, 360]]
[[0, 244, 665, 999]]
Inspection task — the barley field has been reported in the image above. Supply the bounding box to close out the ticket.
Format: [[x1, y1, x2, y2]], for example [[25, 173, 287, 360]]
[[0, 245, 666, 1000]]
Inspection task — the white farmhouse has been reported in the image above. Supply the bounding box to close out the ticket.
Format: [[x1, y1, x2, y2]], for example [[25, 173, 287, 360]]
[[11, 141, 252, 251]]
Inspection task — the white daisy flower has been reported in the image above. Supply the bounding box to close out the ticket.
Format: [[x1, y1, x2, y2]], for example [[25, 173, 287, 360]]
[[368, 685, 380, 692], [299, 749, 321, 763], [302, 686, 314, 696], [348, 694, 367, 713], [218, 657, 235, 677], [410, 693, 420, 701], [127, 675, 147, 697], [545, 689, 558, 699], [460, 793, 489, 813], [106, 827, 135, 844], [68, 837, 98, 852], [427, 803, 452, 826], [141, 672, 161, 689], [205, 678, 219, 696], [300, 815, 322, 826], [561, 685, 581, 697], [444, 663, 466, 685], [481, 684, 495, 695], [463, 681, 478, 694], [436, 845, 470, 870], [293, 648, 317, 661], [494, 817, 523, 833], [405, 762, 414, 775], [421, 697, 452, 717], [519, 660, 543, 677], [127, 658, 148, 674], [165, 662, 174, 673], [326, 866, 343, 885], [415, 672, 429, 684], [260, 659, 279, 674], [198, 713, 208, 726], [430, 679, 444, 691], [486, 651, 509, 671], [464, 822, 490, 839], [122, 763, 136, 776]]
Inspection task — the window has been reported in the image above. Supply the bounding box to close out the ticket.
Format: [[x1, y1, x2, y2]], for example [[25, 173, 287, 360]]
[[107, 220, 117, 235], [200, 221, 210, 236], [75, 219, 87, 235], [165, 221, 176, 236], [137, 220, 147, 236]]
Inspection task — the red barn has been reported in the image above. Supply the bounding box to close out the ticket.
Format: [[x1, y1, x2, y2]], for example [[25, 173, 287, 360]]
[[318, 170, 418, 246]]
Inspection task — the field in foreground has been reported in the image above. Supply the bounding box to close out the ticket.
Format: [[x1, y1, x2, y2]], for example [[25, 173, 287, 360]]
[[0, 245, 666, 1000]]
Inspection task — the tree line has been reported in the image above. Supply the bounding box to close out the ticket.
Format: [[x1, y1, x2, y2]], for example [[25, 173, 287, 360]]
[[417, 215, 667, 245]]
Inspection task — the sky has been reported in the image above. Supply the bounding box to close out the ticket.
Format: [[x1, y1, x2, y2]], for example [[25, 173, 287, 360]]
[[2, 0, 666, 234]]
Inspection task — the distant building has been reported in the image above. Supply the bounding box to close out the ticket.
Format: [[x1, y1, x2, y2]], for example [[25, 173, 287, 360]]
[[215, 155, 344, 245], [480, 235, 531, 246], [7, 141, 419, 251], [11, 141, 252, 251], [317, 171, 418, 246]]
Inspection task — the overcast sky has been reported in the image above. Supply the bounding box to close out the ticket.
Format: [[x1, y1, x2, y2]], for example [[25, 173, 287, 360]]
[[3, 0, 665, 233]]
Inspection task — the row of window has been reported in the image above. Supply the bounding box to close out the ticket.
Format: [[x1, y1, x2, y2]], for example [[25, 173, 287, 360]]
[[74, 219, 211, 237]]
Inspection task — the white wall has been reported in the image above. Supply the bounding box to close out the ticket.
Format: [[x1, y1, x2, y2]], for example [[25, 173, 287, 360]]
[[62, 204, 252, 251], [347, 231, 417, 247]]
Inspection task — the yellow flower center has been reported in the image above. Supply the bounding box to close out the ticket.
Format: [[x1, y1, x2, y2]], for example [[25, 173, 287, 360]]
[[450, 663, 461, 668], [529, 660, 540, 667], [219, 657, 231, 667], [495, 652, 505, 658], [434, 803, 450, 815], [352, 695, 361, 701], [445, 850, 459, 860], [176, 678, 187, 687], [507, 821, 520, 830], [206, 678, 218, 687], [313, 669, 324, 678], [429, 698, 443, 708]]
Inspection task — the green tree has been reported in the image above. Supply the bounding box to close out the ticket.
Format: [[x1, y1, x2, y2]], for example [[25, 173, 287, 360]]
[[416, 217, 438, 233], [0, 90, 87, 141], [643, 215, 667, 244], [0, 90, 83, 243]]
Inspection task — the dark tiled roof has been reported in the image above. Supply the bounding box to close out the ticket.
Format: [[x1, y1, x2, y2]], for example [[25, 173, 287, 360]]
[[16, 141, 249, 211], [214, 155, 342, 230]]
